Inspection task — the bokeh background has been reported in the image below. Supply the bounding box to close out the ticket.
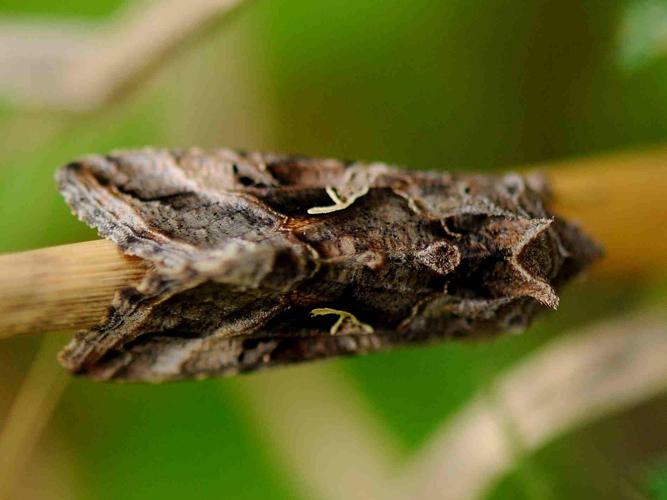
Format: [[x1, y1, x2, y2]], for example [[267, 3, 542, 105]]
[[1, 1, 666, 499]]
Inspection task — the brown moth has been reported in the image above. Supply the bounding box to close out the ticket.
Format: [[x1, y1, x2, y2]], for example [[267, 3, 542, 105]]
[[56, 148, 601, 382]]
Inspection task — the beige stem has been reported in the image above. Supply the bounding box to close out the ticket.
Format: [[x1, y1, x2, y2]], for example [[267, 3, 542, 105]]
[[235, 366, 402, 500], [545, 147, 667, 276], [0, 0, 248, 111], [0, 147, 665, 338], [398, 309, 667, 500], [0, 334, 70, 500], [0, 240, 147, 339]]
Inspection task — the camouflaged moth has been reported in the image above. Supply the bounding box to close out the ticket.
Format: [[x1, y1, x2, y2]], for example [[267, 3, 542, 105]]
[[56, 148, 601, 382]]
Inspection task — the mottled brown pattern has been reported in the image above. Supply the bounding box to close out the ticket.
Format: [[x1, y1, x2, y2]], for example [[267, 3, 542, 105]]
[[56, 148, 601, 382]]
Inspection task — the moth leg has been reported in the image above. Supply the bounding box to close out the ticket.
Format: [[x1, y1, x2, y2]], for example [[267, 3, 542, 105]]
[[310, 307, 374, 335], [307, 185, 370, 214]]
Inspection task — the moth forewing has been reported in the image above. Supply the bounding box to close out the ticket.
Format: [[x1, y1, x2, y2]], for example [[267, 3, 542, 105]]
[[57, 148, 601, 381]]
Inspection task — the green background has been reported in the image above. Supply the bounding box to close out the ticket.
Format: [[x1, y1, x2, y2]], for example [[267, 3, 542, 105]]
[[1, 1, 666, 498]]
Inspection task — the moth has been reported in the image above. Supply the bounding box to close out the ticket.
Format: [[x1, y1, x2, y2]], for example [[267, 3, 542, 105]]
[[57, 148, 601, 382]]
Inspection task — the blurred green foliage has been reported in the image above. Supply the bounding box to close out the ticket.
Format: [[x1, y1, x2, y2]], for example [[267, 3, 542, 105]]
[[0, 0, 122, 18], [1, 1, 666, 499], [619, 0, 667, 72], [646, 461, 667, 499]]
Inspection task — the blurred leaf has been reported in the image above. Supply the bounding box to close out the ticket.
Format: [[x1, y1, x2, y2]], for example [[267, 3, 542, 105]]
[[54, 380, 298, 500], [646, 460, 667, 499], [619, 0, 667, 72], [0, 0, 125, 18]]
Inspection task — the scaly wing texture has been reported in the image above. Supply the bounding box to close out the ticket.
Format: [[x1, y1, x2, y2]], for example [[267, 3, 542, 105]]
[[56, 148, 601, 381]]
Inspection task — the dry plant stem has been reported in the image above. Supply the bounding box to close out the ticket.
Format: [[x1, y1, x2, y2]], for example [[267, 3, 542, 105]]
[[0, 19, 92, 105], [63, 0, 247, 111], [0, 335, 69, 500], [0, 148, 665, 339], [398, 309, 667, 500], [236, 366, 401, 500], [0, 0, 247, 111], [545, 147, 667, 276], [0, 241, 147, 339]]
